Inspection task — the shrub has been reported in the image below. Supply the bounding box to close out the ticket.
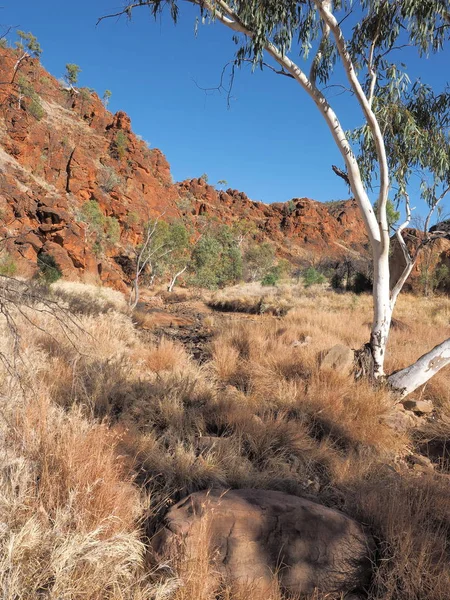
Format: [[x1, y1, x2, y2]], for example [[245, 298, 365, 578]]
[[111, 130, 128, 160], [65, 63, 81, 86], [0, 252, 17, 276], [261, 272, 278, 286], [303, 266, 326, 287], [190, 226, 243, 289], [78, 200, 120, 253], [244, 242, 275, 282], [18, 75, 45, 121], [98, 166, 122, 193], [37, 253, 62, 284]]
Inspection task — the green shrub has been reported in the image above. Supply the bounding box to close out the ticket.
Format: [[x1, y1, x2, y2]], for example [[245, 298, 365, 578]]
[[352, 271, 372, 294], [18, 75, 45, 121], [105, 215, 120, 245], [303, 266, 326, 287], [65, 63, 81, 86], [190, 225, 243, 289], [0, 252, 17, 276], [111, 131, 128, 160], [78, 200, 120, 253], [37, 253, 62, 284], [261, 272, 278, 286]]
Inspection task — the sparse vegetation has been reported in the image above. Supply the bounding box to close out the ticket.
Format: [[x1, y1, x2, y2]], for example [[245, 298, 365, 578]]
[[1, 280, 450, 599], [303, 266, 326, 287], [37, 253, 62, 283], [65, 63, 81, 87], [17, 75, 45, 120], [98, 165, 122, 192], [0, 251, 17, 276], [78, 200, 120, 254], [111, 130, 128, 160], [102, 89, 112, 107]]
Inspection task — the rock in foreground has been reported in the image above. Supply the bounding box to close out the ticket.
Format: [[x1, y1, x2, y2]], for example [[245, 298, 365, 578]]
[[154, 488, 374, 595]]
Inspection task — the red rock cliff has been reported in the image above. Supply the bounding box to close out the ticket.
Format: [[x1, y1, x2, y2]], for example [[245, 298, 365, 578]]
[[0, 46, 369, 290]]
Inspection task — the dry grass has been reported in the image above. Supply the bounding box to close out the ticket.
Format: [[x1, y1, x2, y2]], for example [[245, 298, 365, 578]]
[[0, 280, 450, 599]]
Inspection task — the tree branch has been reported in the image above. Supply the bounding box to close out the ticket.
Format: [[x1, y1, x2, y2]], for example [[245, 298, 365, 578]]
[[315, 0, 389, 248]]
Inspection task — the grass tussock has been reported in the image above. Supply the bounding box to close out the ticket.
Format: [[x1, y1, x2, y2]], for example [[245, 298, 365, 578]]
[[0, 279, 450, 599]]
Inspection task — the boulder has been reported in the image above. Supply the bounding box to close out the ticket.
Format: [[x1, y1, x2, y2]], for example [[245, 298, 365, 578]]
[[154, 488, 374, 595], [402, 399, 434, 414], [320, 344, 355, 375]]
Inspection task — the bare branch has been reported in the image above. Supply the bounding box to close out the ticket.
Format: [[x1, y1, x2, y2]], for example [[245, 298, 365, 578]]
[[331, 164, 350, 187]]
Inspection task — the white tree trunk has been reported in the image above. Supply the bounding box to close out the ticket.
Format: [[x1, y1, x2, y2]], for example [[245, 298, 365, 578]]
[[167, 265, 187, 292], [388, 338, 450, 398], [371, 250, 392, 377]]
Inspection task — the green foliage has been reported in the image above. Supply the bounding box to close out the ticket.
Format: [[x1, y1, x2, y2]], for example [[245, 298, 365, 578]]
[[16, 30, 42, 58], [111, 131, 128, 160], [137, 220, 191, 284], [177, 196, 194, 215], [191, 224, 242, 289], [0, 38, 8, 49], [216, 179, 228, 188], [261, 271, 278, 287], [373, 199, 401, 230], [17, 75, 45, 120], [37, 253, 62, 284], [102, 89, 112, 107], [243, 242, 275, 281], [65, 63, 81, 86], [285, 200, 296, 215], [303, 267, 326, 287], [0, 252, 17, 276], [79, 88, 91, 103], [125, 211, 140, 229], [199, 173, 209, 183], [420, 260, 450, 296], [28, 96, 45, 120], [78, 200, 120, 254]]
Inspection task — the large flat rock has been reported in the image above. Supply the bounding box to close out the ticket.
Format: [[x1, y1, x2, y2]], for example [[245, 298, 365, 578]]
[[154, 488, 374, 595]]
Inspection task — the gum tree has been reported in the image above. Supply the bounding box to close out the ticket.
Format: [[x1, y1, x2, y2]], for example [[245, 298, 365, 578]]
[[100, 1, 450, 397]]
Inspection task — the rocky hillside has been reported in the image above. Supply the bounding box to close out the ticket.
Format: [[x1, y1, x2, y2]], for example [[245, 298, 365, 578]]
[[1, 46, 371, 290]]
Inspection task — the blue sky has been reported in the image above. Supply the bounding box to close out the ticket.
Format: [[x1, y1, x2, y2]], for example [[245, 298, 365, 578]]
[[3, 1, 449, 213]]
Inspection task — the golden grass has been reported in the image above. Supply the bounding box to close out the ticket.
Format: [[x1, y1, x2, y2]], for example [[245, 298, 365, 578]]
[[1, 281, 450, 599]]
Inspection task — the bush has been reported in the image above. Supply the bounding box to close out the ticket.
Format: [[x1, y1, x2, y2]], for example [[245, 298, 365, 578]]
[[78, 200, 120, 254], [18, 75, 45, 121], [261, 272, 278, 286], [190, 226, 243, 289], [111, 131, 128, 160], [0, 252, 17, 276], [37, 253, 62, 284], [244, 242, 275, 282], [98, 166, 122, 193], [303, 266, 326, 287]]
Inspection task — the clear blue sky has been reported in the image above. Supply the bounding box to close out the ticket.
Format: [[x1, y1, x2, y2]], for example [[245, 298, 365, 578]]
[[3, 1, 449, 211]]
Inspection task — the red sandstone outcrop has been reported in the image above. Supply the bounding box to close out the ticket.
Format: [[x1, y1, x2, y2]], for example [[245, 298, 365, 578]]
[[0, 46, 372, 289]]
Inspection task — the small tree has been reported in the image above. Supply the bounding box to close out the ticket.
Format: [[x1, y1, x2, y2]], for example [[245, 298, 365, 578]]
[[162, 222, 191, 292], [78, 200, 120, 255], [102, 89, 112, 108], [243, 242, 275, 282], [190, 224, 243, 289], [130, 218, 191, 307], [64, 63, 81, 88], [12, 30, 42, 84]]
